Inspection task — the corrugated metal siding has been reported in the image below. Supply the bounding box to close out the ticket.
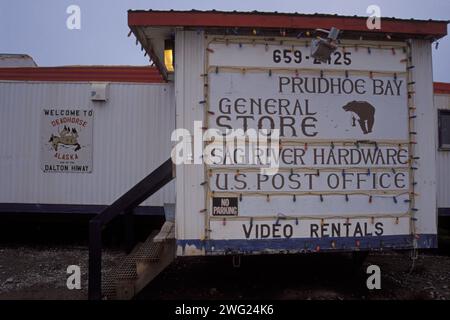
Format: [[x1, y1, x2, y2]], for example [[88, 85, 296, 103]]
[[435, 93, 450, 208], [410, 40, 437, 235], [175, 30, 206, 247], [0, 81, 175, 207]]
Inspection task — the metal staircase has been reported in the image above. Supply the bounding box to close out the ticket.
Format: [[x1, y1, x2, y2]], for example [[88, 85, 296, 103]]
[[88, 159, 175, 300], [102, 225, 175, 300]]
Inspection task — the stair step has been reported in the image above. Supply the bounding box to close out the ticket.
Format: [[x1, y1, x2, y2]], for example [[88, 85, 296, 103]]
[[101, 230, 162, 299], [153, 221, 175, 242], [102, 278, 117, 299], [116, 262, 138, 279], [115, 242, 146, 280], [135, 239, 164, 262]]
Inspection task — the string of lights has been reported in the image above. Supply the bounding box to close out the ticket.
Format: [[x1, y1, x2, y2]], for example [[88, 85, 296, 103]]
[[209, 36, 407, 52], [207, 167, 409, 173], [203, 138, 410, 146], [199, 36, 416, 239], [207, 66, 405, 78], [207, 190, 412, 198], [405, 40, 420, 260], [202, 37, 213, 240], [209, 213, 410, 222]]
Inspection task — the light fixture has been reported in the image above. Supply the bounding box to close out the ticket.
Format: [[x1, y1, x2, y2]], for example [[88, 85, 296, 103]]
[[310, 27, 340, 62], [164, 39, 174, 72]]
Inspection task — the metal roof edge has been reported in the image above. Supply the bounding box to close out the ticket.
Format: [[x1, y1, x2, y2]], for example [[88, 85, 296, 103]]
[[0, 66, 166, 84], [127, 9, 450, 24], [434, 82, 450, 95], [127, 9, 448, 39]]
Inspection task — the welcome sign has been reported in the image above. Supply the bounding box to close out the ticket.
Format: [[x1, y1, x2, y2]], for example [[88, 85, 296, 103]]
[[41, 108, 93, 173]]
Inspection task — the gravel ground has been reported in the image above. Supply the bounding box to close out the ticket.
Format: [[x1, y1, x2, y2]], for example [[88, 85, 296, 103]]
[[0, 245, 449, 300], [0, 245, 124, 300]]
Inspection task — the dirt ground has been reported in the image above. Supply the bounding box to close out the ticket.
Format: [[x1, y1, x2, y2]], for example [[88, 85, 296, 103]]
[[0, 245, 449, 300]]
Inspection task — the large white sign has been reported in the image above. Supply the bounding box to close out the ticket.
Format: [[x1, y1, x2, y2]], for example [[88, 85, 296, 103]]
[[206, 39, 411, 241]]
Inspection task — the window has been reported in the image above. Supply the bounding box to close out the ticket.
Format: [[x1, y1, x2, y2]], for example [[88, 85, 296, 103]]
[[438, 110, 450, 150]]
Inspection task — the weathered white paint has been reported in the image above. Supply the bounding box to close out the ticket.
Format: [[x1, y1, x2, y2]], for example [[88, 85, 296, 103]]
[[434, 92, 450, 208], [210, 193, 410, 217], [170, 33, 438, 255], [174, 30, 206, 246], [410, 39, 437, 234], [0, 81, 175, 207], [205, 38, 412, 242]]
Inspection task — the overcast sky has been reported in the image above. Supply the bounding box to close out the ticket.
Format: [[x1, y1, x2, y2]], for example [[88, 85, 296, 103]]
[[1, 0, 449, 82]]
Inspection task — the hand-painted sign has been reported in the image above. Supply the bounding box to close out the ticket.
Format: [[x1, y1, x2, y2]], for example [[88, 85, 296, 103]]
[[208, 40, 406, 72], [41, 108, 93, 173], [208, 145, 409, 168], [208, 72, 408, 140], [209, 217, 410, 240], [206, 38, 410, 242]]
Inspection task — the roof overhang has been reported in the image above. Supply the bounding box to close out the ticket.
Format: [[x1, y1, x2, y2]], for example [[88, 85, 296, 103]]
[[128, 10, 449, 80]]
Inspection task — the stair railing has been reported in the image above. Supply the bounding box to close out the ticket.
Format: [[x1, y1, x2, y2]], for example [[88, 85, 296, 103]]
[[88, 158, 174, 300]]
